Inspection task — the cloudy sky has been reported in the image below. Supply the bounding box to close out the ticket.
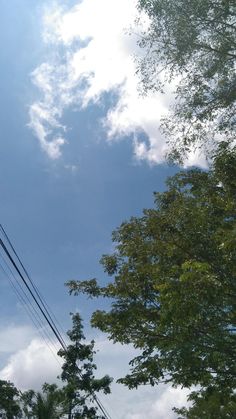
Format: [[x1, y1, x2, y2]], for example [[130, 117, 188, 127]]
[[0, 0, 193, 417]]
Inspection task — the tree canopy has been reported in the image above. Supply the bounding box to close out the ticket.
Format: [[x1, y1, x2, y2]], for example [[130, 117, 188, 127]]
[[68, 143, 236, 413], [58, 313, 112, 419], [136, 0, 236, 160]]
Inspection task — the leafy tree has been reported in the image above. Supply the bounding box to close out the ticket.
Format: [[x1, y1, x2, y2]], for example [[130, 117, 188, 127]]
[[58, 313, 112, 418], [68, 143, 236, 412], [21, 384, 64, 419], [173, 387, 236, 418], [0, 380, 22, 419], [136, 0, 236, 161]]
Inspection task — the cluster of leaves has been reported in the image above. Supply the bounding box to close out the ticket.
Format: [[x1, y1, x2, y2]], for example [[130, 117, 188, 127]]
[[136, 0, 236, 161], [68, 143, 236, 415]]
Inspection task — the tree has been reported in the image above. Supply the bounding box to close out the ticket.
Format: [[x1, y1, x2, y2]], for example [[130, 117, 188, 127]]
[[173, 387, 236, 418], [21, 384, 64, 419], [0, 380, 22, 419], [136, 0, 236, 161], [68, 143, 236, 412], [58, 313, 112, 418]]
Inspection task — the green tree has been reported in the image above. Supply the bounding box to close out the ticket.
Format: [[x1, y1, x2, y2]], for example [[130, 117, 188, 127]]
[[0, 380, 21, 419], [136, 0, 236, 161], [21, 384, 64, 419], [58, 313, 112, 418], [173, 387, 236, 418], [68, 143, 236, 412]]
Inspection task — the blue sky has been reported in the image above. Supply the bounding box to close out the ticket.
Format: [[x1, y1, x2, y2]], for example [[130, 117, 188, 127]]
[[0, 1, 193, 417]]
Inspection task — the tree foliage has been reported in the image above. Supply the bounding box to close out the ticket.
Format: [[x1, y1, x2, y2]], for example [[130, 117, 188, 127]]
[[0, 380, 21, 419], [0, 380, 64, 419], [21, 384, 64, 419], [58, 313, 112, 418], [68, 144, 236, 413], [136, 0, 236, 160], [173, 387, 236, 418]]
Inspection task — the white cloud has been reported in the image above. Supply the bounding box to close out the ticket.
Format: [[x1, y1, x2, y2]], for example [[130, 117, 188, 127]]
[[29, 0, 207, 166], [0, 337, 61, 390], [29, 0, 182, 165], [29, 62, 67, 160]]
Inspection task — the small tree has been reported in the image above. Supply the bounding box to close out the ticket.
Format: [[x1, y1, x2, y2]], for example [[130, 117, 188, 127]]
[[0, 380, 21, 419], [21, 384, 64, 419], [58, 313, 112, 418]]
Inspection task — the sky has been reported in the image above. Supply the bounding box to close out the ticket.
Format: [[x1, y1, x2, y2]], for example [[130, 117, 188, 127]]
[[0, 0, 195, 417]]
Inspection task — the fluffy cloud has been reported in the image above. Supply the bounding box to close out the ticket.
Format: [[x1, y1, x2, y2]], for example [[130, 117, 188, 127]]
[[0, 337, 61, 390], [30, 0, 205, 166]]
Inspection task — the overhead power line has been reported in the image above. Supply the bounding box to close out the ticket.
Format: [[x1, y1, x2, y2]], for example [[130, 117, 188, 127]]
[[0, 256, 61, 367], [0, 237, 67, 351], [0, 225, 112, 419], [0, 225, 67, 350]]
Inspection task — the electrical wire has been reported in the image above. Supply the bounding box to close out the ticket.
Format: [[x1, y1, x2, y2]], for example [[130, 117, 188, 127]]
[[0, 259, 62, 368], [0, 244, 62, 359], [0, 225, 68, 349], [0, 237, 67, 350], [0, 227, 112, 419], [93, 395, 113, 419]]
